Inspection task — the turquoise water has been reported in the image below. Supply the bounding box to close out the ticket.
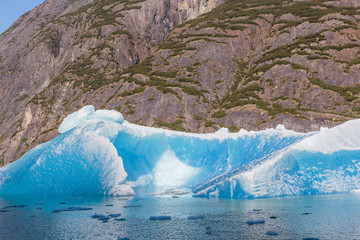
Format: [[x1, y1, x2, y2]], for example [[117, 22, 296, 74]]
[[1, 188, 360, 239]]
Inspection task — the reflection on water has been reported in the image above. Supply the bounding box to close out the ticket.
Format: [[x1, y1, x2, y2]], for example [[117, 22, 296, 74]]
[[1, 187, 360, 239]]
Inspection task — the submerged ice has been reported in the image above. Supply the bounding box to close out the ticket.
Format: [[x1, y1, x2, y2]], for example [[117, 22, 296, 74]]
[[1, 105, 360, 198]]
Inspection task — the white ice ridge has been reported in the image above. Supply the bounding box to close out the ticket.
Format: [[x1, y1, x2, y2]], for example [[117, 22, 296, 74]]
[[292, 119, 360, 154], [1, 105, 360, 198], [58, 105, 124, 133]]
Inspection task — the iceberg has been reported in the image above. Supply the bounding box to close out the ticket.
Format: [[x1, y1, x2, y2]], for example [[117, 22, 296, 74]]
[[1, 105, 360, 198]]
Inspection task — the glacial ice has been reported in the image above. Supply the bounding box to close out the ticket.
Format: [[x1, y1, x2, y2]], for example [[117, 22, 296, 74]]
[[149, 216, 171, 220], [266, 231, 279, 236], [58, 105, 124, 133], [246, 220, 265, 225], [188, 215, 206, 220], [1, 105, 360, 198], [193, 119, 360, 198], [0, 116, 132, 195]]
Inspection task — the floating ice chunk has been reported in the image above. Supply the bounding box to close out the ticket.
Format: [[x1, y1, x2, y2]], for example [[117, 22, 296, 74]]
[[92, 213, 105, 219], [266, 231, 278, 236], [149, 216, 171, 220], [188, 215, 206, 220], [52, 207, 92, 213], [2, 205, 26, 209], [115, 218, 126, 221], [123, 205, 142, 208], [246, 219, 265, 225]]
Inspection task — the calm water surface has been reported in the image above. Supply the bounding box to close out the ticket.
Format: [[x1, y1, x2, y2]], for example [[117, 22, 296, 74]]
[[1, 187, 360, 240]]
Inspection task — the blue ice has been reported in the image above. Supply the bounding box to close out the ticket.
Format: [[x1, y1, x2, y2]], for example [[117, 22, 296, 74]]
[[1, 105, 360, 198]]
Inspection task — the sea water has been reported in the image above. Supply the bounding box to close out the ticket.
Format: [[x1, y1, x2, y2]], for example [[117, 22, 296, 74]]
[[1, 188, 360, 240]]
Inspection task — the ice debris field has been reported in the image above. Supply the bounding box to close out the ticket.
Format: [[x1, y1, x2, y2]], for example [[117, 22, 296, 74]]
[[1, 105, 360, 198]]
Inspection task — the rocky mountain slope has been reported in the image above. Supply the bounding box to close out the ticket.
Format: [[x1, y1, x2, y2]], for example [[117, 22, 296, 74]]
[[0, 0, 224, 165], [1, 0, 360, 165]]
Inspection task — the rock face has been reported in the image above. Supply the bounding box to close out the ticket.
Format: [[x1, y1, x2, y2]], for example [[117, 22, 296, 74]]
[[1, 0, 360, 165], [0, 0, 224, 165]]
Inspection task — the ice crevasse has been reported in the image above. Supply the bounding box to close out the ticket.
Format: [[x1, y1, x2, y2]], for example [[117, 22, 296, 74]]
[[1, 105, 360, 198]]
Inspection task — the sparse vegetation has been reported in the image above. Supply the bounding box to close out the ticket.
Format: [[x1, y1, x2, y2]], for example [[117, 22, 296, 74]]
[[120, 87, 145, 97], [308, 77, 359, 101], [211, 111, 227, 118], [155, 119, 185, 131], [205, 120, 215, 127], [228, 125, 240, 133]]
